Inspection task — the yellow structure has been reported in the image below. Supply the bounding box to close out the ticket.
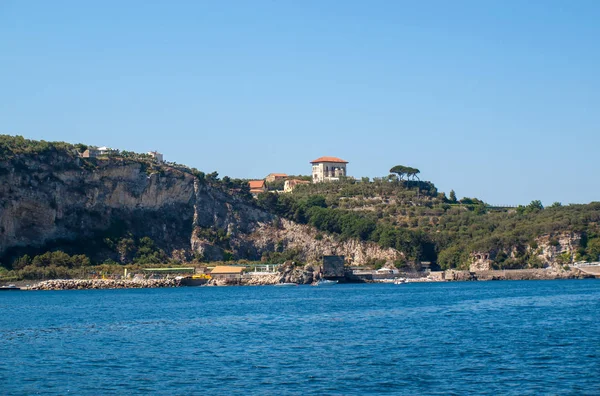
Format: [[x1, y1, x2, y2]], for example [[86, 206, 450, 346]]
[[210, 266, 245, 280]]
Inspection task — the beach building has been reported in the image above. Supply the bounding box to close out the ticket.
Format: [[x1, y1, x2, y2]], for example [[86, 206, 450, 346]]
[[265, 173, 288, 183], [246, 264, 281, 275], [141, 267, 195, 279], [310, 156, 348, 183], [210, 266, 245, 280], [248, 180, 267, 195], [284, 179, 310, 193]]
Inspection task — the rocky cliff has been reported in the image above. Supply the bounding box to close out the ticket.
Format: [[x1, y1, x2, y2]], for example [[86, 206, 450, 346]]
[[0, 150, 399, 266], [468, 232, 584, 272]]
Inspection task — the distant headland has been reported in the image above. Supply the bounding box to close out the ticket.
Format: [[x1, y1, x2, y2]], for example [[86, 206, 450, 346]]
[[1, 134, 599, 286]]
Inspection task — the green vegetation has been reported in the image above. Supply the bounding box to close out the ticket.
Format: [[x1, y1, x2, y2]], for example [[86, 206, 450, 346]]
[[0, 249, 207, 281], [0, 134, 253, 200], [389, 165, 420, 182], [0, 135, 81, 160], [258, 176, 600, 270], [103, 236, 169, 264]]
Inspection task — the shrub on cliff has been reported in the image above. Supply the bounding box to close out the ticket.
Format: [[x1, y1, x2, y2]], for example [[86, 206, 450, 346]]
[[12, 251, 91, 270]]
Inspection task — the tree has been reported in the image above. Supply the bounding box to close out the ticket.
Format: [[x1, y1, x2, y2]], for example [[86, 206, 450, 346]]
[[389, 165, 408, 181], [405, 167, 421, 182], [222, 176, 232, 188], [206, 171, 219, 182], [586, 238, 600, 261], [390, 165, 421, 196], [527, 200, 544, 212], [12, 254, 31, 270], [117, 238, 136, 263], [449, 190, 457, 203]]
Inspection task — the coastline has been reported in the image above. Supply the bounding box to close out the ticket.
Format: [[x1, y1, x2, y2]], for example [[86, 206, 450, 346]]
[[9, 267, 596, 291]]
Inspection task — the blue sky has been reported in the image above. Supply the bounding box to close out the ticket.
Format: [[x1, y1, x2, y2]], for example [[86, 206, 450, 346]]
[[1, 1, 599, 205]]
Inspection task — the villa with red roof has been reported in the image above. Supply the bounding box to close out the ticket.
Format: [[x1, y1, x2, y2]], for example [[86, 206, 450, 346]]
[[265, 173, 288, 183], [310, 156, 349, 183], [248, 180, 267, 195]]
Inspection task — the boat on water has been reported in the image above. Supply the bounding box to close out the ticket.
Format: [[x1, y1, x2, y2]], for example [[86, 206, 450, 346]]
[[274, 283, 298, 287], [315, 279, 338, 286], [0, 284, 21, 291], [394, 278, 407, 285]]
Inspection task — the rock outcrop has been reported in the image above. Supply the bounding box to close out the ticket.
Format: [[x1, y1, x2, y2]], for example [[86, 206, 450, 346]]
[[532, 233, 582, 267], [246, 219, 400, 264], [466, 232, 584, 272], [469, 252, 493, 271]]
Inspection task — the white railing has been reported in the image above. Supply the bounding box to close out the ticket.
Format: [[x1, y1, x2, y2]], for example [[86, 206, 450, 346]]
[[573, 262, 600, 268]]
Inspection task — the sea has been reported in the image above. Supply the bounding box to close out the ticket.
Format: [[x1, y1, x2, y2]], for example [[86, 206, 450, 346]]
[[1, 280, 599, 395]]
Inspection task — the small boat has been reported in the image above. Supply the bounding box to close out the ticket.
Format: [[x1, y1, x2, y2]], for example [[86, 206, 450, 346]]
[[0, 284, 21, 291], [315, 279, 338, 286], [274, 283, 298, 287], [394, 278, 407, 285]]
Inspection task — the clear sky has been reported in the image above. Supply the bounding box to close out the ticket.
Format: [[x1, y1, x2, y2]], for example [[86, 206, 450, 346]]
[[1, 1, 599, 206]]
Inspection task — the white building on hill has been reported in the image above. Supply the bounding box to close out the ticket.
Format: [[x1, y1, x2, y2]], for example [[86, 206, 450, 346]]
[[310, 156, 348, 183]]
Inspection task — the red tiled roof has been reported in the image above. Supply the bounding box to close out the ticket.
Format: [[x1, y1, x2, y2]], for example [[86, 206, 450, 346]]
[[248, 180, 266, 189], [310, 156, 348, 164]]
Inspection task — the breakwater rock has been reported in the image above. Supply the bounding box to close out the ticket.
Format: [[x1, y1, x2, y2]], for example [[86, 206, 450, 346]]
[[445, 268, 588, 281], [29, 278, 180, 290], [242, 263, 319, 286]]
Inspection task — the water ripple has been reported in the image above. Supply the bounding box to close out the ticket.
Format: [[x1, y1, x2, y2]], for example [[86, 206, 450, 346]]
[[1, 280, 599, 395]]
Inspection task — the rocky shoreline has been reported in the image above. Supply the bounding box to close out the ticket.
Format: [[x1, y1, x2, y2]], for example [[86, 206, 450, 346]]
[[11, 267, 597, 290]]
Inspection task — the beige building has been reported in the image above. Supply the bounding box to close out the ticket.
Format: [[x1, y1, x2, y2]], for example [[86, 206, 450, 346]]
[[81, 146, 118, 158], [284, 179, 310, 192], [148, 151, 163, 163], [310, 156, 348, 183], [265, 173, 288, 183], [210, 266, 245, 280]]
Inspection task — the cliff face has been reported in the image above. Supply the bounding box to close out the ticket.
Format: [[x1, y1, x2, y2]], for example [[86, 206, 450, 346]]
[[0, 153, 197, 259], [468, 232, 583, 271], [0, 152, 397, 265], [245, 219, 399, 264]]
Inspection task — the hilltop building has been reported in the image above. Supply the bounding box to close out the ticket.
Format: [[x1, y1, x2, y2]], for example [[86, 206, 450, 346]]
[[81, 146, 119, 158], [284, 179, 310, 193], [248, 180, 267, 195], [265, 173, 288, 183], [310, 156, 348, 183], [148, 151, 163, 163]]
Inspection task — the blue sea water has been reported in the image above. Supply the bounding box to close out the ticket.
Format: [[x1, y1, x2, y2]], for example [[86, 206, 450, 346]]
[[1, 280, 599, 395]]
